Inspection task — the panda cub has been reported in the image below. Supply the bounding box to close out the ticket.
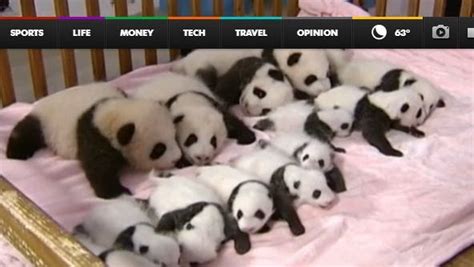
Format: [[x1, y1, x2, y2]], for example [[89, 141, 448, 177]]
[[405, 77, 446, 122], [214, 56, 295, 116], [149, 176, 251, 265], [134, 72, 255, 166], [6, 83, 181, 198], [232, 145, 336, 236], [171, 49, 262, 88], [262, 49, 332, 99], [314, 85, 369, 114], [99, 250, 164, 267], [196, 165, 275, 234], [354, 87, 426, 157], [253, 100, 353, 148], [76, 195, 181, 267]]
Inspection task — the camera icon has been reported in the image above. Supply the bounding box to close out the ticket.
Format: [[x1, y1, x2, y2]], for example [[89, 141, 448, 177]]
[[432, 25, 450, 39]]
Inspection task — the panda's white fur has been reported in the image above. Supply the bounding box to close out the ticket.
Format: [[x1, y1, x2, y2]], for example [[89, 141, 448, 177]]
[[314, 85, 368, 114], [265, 49, 331, 97], [409, 77, 446, 121], [232, 146, 336, 208], [368, 86, 425, 127], [239, 62, 294, 116], [93, 98, 182, 170], [74, 232, 108, 255], [148, 176, 228, 264], [324, 49, 353, 72], [27, 82, 124, 159], [133, 72, 227, 165], [77, 196, 181, 266], [171, 49, 262, 78], [196, 165, 274, 234], [100, 250, 163, 267], [269, 133, 334, 172], [338, 59, 398, 90], [316, 109, 354, 138]]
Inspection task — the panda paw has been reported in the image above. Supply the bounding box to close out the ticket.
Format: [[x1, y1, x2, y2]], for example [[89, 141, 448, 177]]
[[410, 127, 425, 138], [290, 223, 306, 236], [383, 149, 403, 157]]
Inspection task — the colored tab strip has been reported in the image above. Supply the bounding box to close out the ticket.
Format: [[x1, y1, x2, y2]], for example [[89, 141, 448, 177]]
[[0, 16, 56, 20], [353, 16, 423, 20], [221, 16, 281, 20], [106, 16, 167, 20], [59, 16, 103, 20], [168, 16, 219, 20]]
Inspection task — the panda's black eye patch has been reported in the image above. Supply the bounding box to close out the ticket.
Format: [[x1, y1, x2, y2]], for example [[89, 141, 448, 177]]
[[117, 123, 135, 146], [173, 114, 184, 124], [302, 154, 309, 161], [293, 181, 300, 189], [333, 105, 340, 109], [261, 108, 271, 115], [416, 108, 422, 119], [184, 134, 198, 147], [404, 79, 416, 86], [150, 143, 166, 160], [287, 52, 302, 66], [419, 94, 424, 101], [253, 87, 267, 99], [318, 159, 325, 168], [210, 135, 217, 149], [268, 69, 284, 81], [236, 210, 243, 220], [313, 190, 321, 199], [254, 209, 265, 220], [304, 75, 318, 86], [341, 123, 349, 130], [139, 245, 149, 254], [430, 104, 434, 110], [400, 103, 410, 113], [185, 223, 194, 230]]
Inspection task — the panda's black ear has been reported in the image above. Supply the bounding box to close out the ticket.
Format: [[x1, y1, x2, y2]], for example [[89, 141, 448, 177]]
[[156, 212, 179, 232], [114, 226, 136, 250], [437, 99, 446, 108], [287, 52, 302, 66], [268, 69, 284, 81], [173, 114, 185, 124], [117, 123, 135, 146]]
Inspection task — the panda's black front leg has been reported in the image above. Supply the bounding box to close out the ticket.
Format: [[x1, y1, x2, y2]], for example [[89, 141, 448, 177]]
[[325, 166, 347, 193], [223, 112, 256, 145], [391, 121, 425, 138], [361, 123, 403, 157], [273, 191, 305, 236]]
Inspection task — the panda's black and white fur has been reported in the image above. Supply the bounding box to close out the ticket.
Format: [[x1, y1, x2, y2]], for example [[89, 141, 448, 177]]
[[253, 100, 354, 145], [149, 176, 251, 264], [314, 85, 369, 114], [262, 49, 332, 99], [196, 165, 275, 234], [171, 49, 262, 88], [354, 87, 426, 157], [76, 195, 181, 266], [133, 72, 255, 166], [6, 83, 181, 198], [99, 249, 163, 267], [405, 77, 446, 123], [232, 145, 336, 236], [213, 56, 295, 116]]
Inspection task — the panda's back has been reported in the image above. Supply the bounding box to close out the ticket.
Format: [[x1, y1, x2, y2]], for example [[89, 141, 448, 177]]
[[197, 166, 256, 201], [269, 101, 314, 132], [315, 85, 367, 113], [32, 83, 123, 159], [339, 59, 396, 90]]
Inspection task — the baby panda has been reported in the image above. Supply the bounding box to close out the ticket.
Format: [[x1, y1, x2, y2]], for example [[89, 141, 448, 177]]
[[253, 100, 354, 147], [405, 77, 446, 123], [6, 83, 181, 198], [262, 133, 346, 193], [171, 49, 262, 88], [314, 85, 369, 114], [76, 195, 181, 267], [149, 176, 251, 265], [99, 250, 163, 267], [262, 49, 332, 99], [354, 87, 426, 157], [133, 72, 255, 166], [196, 165, 275, 234], [232, 145, 336, 236], [213, 56, 295, 116]]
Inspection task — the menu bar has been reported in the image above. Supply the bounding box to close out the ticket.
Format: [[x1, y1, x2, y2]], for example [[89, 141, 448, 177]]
[[0, 16, 472, 48]]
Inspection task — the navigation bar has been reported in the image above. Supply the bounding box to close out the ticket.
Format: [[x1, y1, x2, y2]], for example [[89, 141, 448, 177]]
[[0, 16, 472, 48]]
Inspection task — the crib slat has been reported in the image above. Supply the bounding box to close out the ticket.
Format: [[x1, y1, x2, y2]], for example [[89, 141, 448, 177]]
[[253, 0, 264, 16], [20, 0, 49, 98], [0, 50, 15, 106], [192, 0, 201, 16], [114, 0, 133, 74], [54, 0, 78, 88], [142, 0, 157, 66], [375, 0, 387, 16], [86, 0, 106, 80], [234, 0, 245, 16], [287, 0, 300, 16], [272, 0, 282, 16], [213, 0, 223, 16], [168, 0, 179, 60], [408, 0, 420, 16], [460, 0, 473, 16], [433, 0, 447, 16]]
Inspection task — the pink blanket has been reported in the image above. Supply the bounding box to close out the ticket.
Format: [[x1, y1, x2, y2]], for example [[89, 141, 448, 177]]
[[1, 49, 473, 267]]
